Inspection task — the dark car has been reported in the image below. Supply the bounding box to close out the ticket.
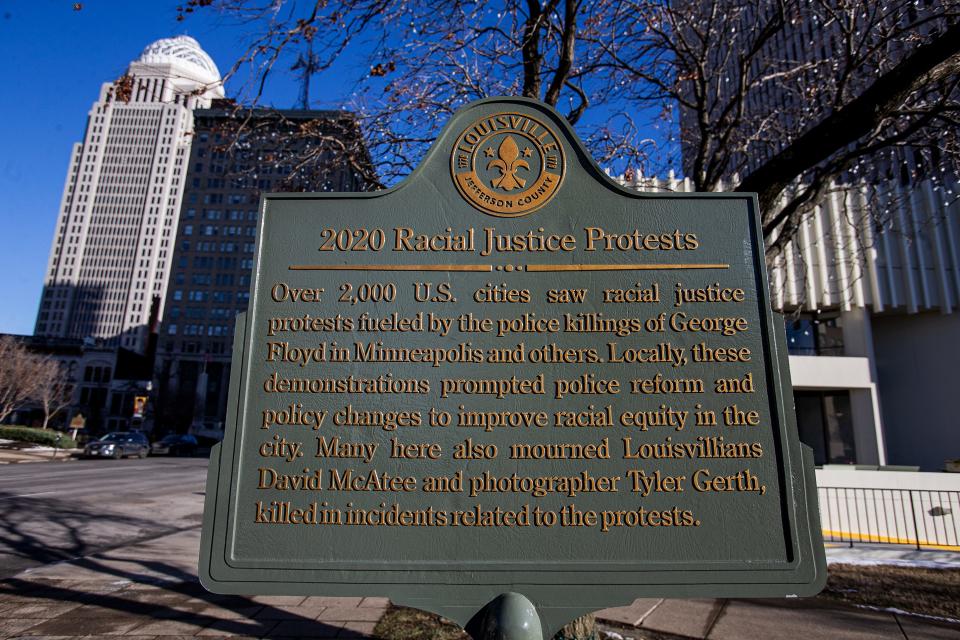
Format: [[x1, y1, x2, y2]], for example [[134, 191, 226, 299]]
[[83, 432, 150, 459], [150, 434, 199, 457]]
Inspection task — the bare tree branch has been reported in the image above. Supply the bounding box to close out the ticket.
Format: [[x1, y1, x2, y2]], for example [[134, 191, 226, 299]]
[[186, 0, 960, 259], [738, 20, 960, 218]]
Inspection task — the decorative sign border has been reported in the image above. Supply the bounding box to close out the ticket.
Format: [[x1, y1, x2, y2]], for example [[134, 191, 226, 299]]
[[199, 97, 826, 637]]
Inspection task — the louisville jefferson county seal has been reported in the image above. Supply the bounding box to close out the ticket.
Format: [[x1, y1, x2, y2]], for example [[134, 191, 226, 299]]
[[451, 112, 565, 217]]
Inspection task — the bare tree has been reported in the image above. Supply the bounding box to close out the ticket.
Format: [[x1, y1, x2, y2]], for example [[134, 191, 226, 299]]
[[202, 103, 377, 191], [0, 337, 46, 425], [181, 0, 960, 250], [181, 0, 661, 186], [625, 0, 960, 254], [35, 359, 73, 431]]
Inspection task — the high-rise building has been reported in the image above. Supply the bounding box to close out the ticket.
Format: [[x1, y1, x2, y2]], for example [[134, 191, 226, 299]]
[[660, 1, 960, 472], [155, 103, 370, 437], [34, 36, 224, 353], [676, 1, 949, 185]]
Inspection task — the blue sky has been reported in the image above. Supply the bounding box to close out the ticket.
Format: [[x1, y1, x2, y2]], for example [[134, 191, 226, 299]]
[[0, 1, 672, 336], [0, 0, 347, 335]]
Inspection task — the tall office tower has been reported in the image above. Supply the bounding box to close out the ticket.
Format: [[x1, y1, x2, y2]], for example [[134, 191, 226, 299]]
[[155, 103, 369, 437], [677, 1, 949, 184], [660, 1, 960, 471], [34, 36, 224, 353]]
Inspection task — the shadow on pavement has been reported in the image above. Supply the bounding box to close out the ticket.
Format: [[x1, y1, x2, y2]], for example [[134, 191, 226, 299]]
[[0, 490, 193, 572], [0, 492, 373, 638]]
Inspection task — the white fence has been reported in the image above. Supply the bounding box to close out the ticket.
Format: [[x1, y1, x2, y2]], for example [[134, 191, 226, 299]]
[[818, 486, 960, 550]]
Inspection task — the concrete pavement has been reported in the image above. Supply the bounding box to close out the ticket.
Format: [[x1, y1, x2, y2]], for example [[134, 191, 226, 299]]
[[1, 528, 389, 638], [1, 459, 958, 639], [596, 597, 960, 640], [0, 457, 391, 638], [0, 445, 79, 465], [596, 544, 960, 640], [0, 457, 208, 578], [4, 524, 958, 639]]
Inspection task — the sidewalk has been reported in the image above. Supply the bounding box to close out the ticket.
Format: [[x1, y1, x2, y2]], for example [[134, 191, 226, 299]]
[[3, 530, 958, 639], [597, 596, 959, 640], [597, 544, 960, 640], [0, 443, 79, 464], [0, 529, 389, 638]]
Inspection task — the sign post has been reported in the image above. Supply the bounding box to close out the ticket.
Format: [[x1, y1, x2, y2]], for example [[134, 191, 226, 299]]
[[200, 97, 825, 638], [69, 413, 85, 442]]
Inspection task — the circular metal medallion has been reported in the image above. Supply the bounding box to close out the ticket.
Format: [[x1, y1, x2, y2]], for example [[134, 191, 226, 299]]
[[451, 112, 565, 217]]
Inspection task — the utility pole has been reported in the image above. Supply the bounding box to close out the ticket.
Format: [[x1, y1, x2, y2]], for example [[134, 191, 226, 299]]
[[291, 40, 320, 109]]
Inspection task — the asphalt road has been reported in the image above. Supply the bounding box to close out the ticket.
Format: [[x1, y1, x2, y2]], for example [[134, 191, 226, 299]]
[[0, 457, 209, 579]]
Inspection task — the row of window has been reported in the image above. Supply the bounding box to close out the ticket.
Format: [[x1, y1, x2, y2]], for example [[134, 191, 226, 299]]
[[169, 306, 239, 320], [175, 256, 250, 271], [785, 313, 844, 356], [190, 273, 238, 286], [182, 224, 255, 237], [179, 241, 255, 253], [184, 208, 258, 221], [172, 286, 250, 302], [167, 323, 233, 337]]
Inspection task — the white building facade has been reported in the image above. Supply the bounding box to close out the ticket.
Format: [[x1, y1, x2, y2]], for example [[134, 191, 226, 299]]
[[666, 0, 959, 475], [620, 172, 960, 473], [35, 36, 224, 353]]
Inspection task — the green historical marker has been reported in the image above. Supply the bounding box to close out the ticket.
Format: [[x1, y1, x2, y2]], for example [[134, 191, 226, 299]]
[[199, 97, 825, 637]]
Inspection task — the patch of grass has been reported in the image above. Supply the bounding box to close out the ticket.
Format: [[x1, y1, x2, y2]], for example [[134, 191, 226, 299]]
[[374, 608, 668, 640], [374, 606, 470, 640], [598, 621, 690, 640], [822, 563, 960, 619]]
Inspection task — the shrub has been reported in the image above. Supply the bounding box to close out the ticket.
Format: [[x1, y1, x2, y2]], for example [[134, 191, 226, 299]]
[[0, 425, 77, 449]]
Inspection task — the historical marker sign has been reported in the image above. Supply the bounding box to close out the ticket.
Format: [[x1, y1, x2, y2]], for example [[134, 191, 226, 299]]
[[199, 97, 825, 635]]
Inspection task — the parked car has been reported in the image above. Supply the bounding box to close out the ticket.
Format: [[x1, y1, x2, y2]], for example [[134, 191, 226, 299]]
[[150, 434, 199, 457], [83, 432, 150, 459]]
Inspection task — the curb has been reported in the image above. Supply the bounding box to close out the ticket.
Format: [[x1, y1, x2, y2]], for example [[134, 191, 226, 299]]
[[0, 454, 80, 464]]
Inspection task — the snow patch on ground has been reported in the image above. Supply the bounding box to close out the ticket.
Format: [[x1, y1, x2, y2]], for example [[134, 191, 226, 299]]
[[828, 556, 957, 569], [853, 603, 960, 625], [826, 545, 960, 569]]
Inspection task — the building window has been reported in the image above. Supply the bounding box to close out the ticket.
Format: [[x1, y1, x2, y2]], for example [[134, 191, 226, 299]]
[[785, 313, 844, 356], [795, 391, 857, 465]]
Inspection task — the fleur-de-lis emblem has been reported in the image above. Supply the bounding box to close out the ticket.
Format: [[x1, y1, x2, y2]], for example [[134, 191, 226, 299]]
[[487, 135, 529, 191]]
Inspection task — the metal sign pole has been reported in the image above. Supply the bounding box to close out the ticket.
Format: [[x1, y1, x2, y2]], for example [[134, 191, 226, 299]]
[[466, 593, 543, 640]]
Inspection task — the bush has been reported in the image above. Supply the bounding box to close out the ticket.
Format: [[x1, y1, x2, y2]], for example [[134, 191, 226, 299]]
[[0, 425, 77, 449]]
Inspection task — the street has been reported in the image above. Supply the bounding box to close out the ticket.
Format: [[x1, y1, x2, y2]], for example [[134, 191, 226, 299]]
[[0, 457, 208, 579], [0, 458, 958, 638], [0, 457, 392, 638]]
